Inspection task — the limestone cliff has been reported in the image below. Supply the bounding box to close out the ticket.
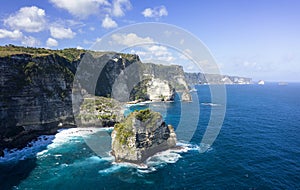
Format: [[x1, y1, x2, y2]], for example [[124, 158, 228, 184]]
[[111, 109, 177, 164], [0, 52, 78, 150], [146, 78, 175, 101], [141, 63, 191, 101]]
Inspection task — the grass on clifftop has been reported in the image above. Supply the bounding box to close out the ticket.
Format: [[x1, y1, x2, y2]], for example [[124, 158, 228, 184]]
[[0, 44, 86, 62], [0, 45, 139, 63]]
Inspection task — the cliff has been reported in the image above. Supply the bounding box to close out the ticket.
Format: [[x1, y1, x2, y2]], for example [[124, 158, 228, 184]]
[[185, 72, 252, 85], [140, 63, 191, 101], [111, 109, 176, 164], [76, 53, 191, 102], [0, 52, 79, 150], [0, 45, 190, 152]]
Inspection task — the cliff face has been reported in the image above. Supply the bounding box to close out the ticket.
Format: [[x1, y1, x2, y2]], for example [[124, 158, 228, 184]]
[[0, 54, 77, 149], [111, 109, 176, 164], [146, 78, 175, 101], [135, 63, 191, 101], [185, 72, 252, 85], [80, 55, 191, 102]]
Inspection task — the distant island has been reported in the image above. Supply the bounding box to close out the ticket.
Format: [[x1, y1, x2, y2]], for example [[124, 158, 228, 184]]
[[0, 45, 252, 157], [185, 72, 252, 85]]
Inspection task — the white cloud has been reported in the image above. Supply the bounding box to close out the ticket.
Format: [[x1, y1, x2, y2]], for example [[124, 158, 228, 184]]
[[243, 61, 257, 67], [96, 38, 102, 42], [4, 6, 46, 32], [130, 49, 147, 56], [50, 26, 76, 39], [46, 38, 58, 47], [146, 45, 175, 62], [111, 33, 154, 46], [142, 6, 168, 18], [0, 29, 23, 40], [180, 39, 184, 45], [21, 36, 41, 47], [112, 0, 132, 17], [147, 45, 170, 56], [102, 15, 118, 29], [156, 55, 175, 62], [184, 48, 192, 55], [49, 0, 110, 19], [76, 46, 84, 49]]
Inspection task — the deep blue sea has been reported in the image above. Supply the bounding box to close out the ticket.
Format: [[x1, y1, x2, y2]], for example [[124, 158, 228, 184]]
[[1, 83, 300, 189]]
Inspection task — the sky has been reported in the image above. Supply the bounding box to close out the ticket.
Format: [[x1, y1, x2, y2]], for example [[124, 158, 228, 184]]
[[0, 0, 300, 82]]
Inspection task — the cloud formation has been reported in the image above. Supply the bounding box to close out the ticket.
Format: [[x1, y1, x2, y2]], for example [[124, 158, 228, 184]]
[[4, 6, 46, 32], [112, 0, 132, 17], [46, 38, 58, 47], [111, 33, 154, 46], [102, 15, 118, 29], [0, 29, 23, 40], [110, 33, 175, 63], [21, 36, 41, 46], [49, 0, 132, 29], [142, 6, 168, 18], [49, 0, 110, 19], [50, 26, 76, 39]]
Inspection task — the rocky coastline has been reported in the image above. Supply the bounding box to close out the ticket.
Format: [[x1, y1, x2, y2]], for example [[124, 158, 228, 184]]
[[0, 45, 188, 156]]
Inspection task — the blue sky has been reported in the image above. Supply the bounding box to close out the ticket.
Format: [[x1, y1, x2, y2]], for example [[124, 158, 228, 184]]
[[0, 0, 299, 82]]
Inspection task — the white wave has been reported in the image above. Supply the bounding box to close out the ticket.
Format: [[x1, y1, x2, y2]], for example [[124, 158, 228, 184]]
[[137, 167, 157, 174], [198, 143, 213, 153], [63, 155, 106, 168], [1, 127, 113, 162], [98, 165, 123, 175], [147, 151, 182, 164], [0, 135, 55, 163], [44, 127, 112, 150], [201, 102, 222, 107], [96, 141, 211, 175]]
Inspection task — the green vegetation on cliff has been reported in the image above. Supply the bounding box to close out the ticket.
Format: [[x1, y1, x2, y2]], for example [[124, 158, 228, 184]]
[[78, 96, 123, 127], [114, 122, 134, 145], [113, 109, 161, 146], [135, 109, 152, 122], [0, 44, 85, 62]]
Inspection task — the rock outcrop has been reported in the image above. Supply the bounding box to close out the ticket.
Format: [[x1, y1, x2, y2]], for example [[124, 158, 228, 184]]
[[111, 109, 177, 164], [78, 95, 124, 127]]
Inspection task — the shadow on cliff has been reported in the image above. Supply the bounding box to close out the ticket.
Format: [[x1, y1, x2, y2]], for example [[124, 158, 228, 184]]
[[0, 158, 37, 189]]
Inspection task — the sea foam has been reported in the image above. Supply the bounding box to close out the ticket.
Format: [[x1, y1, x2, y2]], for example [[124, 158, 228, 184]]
[[201, 102, 222, 107], [0, 135, 55, 163], [99, 141, 202, 175]]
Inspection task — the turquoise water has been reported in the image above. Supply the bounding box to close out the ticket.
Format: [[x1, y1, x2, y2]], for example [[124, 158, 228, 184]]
[[1, 83, 300, 189]]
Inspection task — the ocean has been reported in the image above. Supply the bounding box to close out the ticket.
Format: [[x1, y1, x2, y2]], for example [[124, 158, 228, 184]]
[[0, 83, 299, 189]]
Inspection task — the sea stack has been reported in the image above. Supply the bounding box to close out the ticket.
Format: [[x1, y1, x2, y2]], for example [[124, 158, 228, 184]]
[[111, 109, 177, 164]]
